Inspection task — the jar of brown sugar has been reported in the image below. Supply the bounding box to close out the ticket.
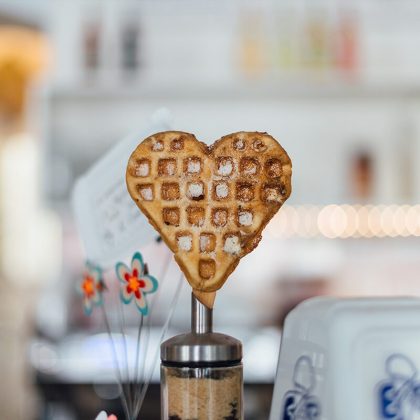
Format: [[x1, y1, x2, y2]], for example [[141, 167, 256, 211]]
[[160, 294, 243, 420]]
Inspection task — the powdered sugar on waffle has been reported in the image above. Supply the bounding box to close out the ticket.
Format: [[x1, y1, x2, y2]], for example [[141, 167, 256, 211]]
[[238, 211, 253, 226], [152, 140, 164, 151], [136, 162, 149, 177], [188, 183, 204, 198], [200, 235, 210, 252], [139, 186, 153, 201], [188, 160, 201, 173], [218, 160, 232, 176], [166, 162, 176, 176], [178, 235, 192, 251], [223, 236, 241, 255], [216, 183, 228, 199]]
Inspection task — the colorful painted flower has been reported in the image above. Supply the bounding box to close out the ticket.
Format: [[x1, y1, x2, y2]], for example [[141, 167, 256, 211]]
[[116, 252, 158, 315], [79, 262, 105, 315]]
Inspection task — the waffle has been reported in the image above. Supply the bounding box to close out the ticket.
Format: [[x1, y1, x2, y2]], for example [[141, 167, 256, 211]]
[[126, 131, 292, 293]]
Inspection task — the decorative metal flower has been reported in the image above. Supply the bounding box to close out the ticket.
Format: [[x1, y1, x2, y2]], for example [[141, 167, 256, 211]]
[[80, 262, 105, 315], [116, 252, 158, 315]]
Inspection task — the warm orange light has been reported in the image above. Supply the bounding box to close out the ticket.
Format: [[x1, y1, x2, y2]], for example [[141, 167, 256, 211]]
[[343, 204, 357, 238], [368, 206, 383, 237], [0, 25, 50, 116], [269, 204, 420, 239]]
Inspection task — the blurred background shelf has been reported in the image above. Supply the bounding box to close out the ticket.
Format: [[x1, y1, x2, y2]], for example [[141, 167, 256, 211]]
[[48, 83, 420, 101]]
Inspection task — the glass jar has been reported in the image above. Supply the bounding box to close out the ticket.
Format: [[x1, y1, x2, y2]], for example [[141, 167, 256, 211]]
[[160, 294, 243, 420], [161, 363, 242, 419]]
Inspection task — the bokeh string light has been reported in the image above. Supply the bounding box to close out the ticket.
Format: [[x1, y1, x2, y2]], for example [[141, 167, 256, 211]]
[[267, 205, 420, 239]]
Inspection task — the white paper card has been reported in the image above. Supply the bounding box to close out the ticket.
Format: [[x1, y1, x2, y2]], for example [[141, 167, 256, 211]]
[[72, 109, 172, 267]]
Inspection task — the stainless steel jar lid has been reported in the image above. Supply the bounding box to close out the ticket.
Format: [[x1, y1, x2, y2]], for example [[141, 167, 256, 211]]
[[161, 294, 242, 365]]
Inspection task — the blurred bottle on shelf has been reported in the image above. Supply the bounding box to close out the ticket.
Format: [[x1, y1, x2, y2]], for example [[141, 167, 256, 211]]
[[301, 12, 330, 72], [120, 19, 140, 75], [83, 20, 101, 78], [237, 11, 266, 78], [397, 117, 415, 202], [334, 10, 359, 76], [275, 8, 299, 72], [350, 150, 374, 201]]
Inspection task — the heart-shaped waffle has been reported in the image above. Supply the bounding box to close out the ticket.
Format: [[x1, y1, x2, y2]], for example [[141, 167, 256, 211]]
[[126, 131, 292, 293]]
